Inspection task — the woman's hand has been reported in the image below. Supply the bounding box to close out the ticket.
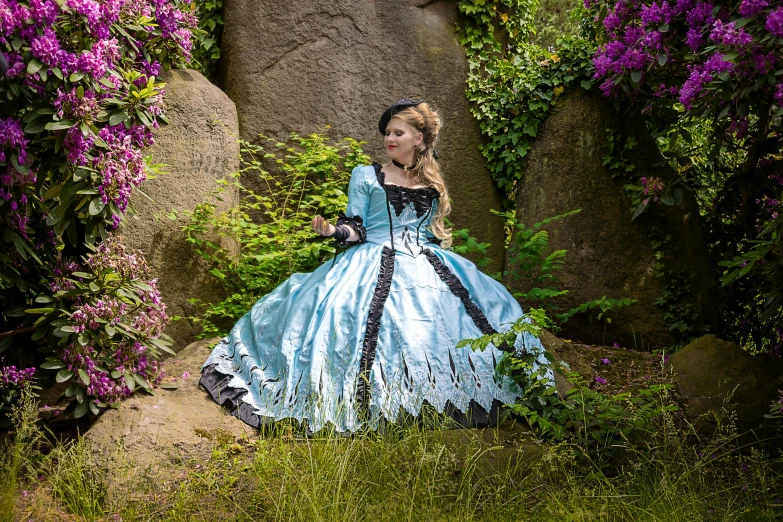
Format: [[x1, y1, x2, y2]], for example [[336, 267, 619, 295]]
[[311, 215, 337, 237]]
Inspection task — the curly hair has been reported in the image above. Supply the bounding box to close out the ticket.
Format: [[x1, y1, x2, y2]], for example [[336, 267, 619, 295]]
[[391, 102, 453, 249]]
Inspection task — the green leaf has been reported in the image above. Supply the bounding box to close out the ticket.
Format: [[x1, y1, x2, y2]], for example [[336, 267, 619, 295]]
[[24, 114, 51, 134], [24, 307, 54, 314], [124, 372, 135, 391], [26, 58, 43, 75], [109, 110, 127, 126], [630, 70, 643, 83], [74, 400, 89, 418], [161, 383, 178, 390], [134, 374, 150, 390], [56, 369, 74, 383], [45, 120, 76, 131], [41, 361, 66, 370], [88, 198, 105, 216], [78, 368, 90, 386], [65, 383, 78, 398]]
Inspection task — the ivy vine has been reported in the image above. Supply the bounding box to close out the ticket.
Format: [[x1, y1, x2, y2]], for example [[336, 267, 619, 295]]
[[456, 0, 596, 204]]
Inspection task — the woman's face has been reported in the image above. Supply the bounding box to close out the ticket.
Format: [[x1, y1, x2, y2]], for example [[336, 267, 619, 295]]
[[384, 117, 422, 160]]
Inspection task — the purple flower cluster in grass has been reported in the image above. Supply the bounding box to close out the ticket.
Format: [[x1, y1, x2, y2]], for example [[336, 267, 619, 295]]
[[0, 364, 36, 388]]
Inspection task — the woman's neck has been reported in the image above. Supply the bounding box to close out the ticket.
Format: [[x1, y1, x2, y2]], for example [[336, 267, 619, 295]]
[[392, 153, 416, 167]]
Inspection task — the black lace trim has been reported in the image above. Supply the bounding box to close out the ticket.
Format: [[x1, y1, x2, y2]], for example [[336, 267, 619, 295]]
[[421, 247, 512, 352], [371, 161, 439, 218], [200, 362, 269, 429], [201, 361, 509, 431], [357, 245, 396, 410], [333, 210, 367, 247]]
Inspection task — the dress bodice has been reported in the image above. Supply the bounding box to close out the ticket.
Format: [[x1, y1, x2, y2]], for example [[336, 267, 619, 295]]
[[337, 162, 441, 258]]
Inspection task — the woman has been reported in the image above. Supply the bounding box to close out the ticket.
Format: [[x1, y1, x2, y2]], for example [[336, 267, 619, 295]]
[[200, 98, 552, 434]]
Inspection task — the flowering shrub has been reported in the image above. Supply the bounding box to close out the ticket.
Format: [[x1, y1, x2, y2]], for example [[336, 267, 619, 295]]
[[0, 0, 195, 421], [587, 0, 783, 350], [28, 236, 171, 418]]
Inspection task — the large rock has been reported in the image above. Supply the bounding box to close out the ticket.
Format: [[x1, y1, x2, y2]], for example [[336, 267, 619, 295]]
[[217, 0, 507, 272], [506, 87, 719, 348], [667, 335, 783, 435], [119, 69, 240, 350], [85, 339, 255, 476]]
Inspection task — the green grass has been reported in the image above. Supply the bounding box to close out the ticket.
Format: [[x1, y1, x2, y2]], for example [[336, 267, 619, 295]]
[[2, 390, 782, 521]]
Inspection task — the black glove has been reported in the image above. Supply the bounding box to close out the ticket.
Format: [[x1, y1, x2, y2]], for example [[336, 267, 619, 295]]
[[329, 224, 351, 242]]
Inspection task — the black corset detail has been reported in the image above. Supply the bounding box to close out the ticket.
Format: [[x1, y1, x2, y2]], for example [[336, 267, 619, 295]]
[[372, 162, 439, 218], [333, 211, 367, 248]]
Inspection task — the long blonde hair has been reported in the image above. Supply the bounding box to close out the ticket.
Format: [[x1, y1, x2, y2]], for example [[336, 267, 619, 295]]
[[393, 102, 453, 249]]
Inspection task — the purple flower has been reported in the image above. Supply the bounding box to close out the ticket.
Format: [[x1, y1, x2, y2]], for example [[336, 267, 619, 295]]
[[595, 376, 608, 385], [640, 1, 674, 26], [30, 0, 59, 26], [30, 28, 62, 67], [767, 7, 783, 37], [0, 117, 29, 165], [739, 0, 768, 17], [604, 11, 622, 33], [709, 20, 753, 46], [686, 2, 715, 26], [601, 358, 611, 364], [0, 364, 36, 387], [685, 28, 705, 51]]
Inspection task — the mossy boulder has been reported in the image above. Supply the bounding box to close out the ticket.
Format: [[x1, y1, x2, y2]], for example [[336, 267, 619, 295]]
[[667, 334, 783, 435], [118, 69, 240, 351], [85, 338, 255, 479], [506, 87, 719, 349]]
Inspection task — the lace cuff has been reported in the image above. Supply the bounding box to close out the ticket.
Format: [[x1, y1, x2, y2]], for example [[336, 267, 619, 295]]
[[332, 211, 367, 247]]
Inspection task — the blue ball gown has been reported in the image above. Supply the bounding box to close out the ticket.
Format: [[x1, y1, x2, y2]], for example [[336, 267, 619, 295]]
[[199, 161, 552, 433]]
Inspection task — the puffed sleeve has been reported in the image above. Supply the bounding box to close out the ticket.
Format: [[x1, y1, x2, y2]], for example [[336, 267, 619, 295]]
[[333, 165, 369, 247]]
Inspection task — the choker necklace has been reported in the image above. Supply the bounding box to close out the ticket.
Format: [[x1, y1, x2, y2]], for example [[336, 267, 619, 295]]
[[392, 158, 417, 171]]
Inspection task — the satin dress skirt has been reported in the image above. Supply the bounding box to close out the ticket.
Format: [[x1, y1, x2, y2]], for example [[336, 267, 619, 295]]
[[200, 239, 551, 434]]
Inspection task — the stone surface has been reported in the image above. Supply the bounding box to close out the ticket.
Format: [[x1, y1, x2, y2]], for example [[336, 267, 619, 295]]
[[217, 0, 507, 272], [118, 69, 240, 351], [85, 338, 255, 476], [507, 87, 718, 348], [667, 334, 783, 434]]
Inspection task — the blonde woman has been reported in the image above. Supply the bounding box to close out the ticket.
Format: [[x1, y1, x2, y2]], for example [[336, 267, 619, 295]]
[[200, 99, 552, 434]]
